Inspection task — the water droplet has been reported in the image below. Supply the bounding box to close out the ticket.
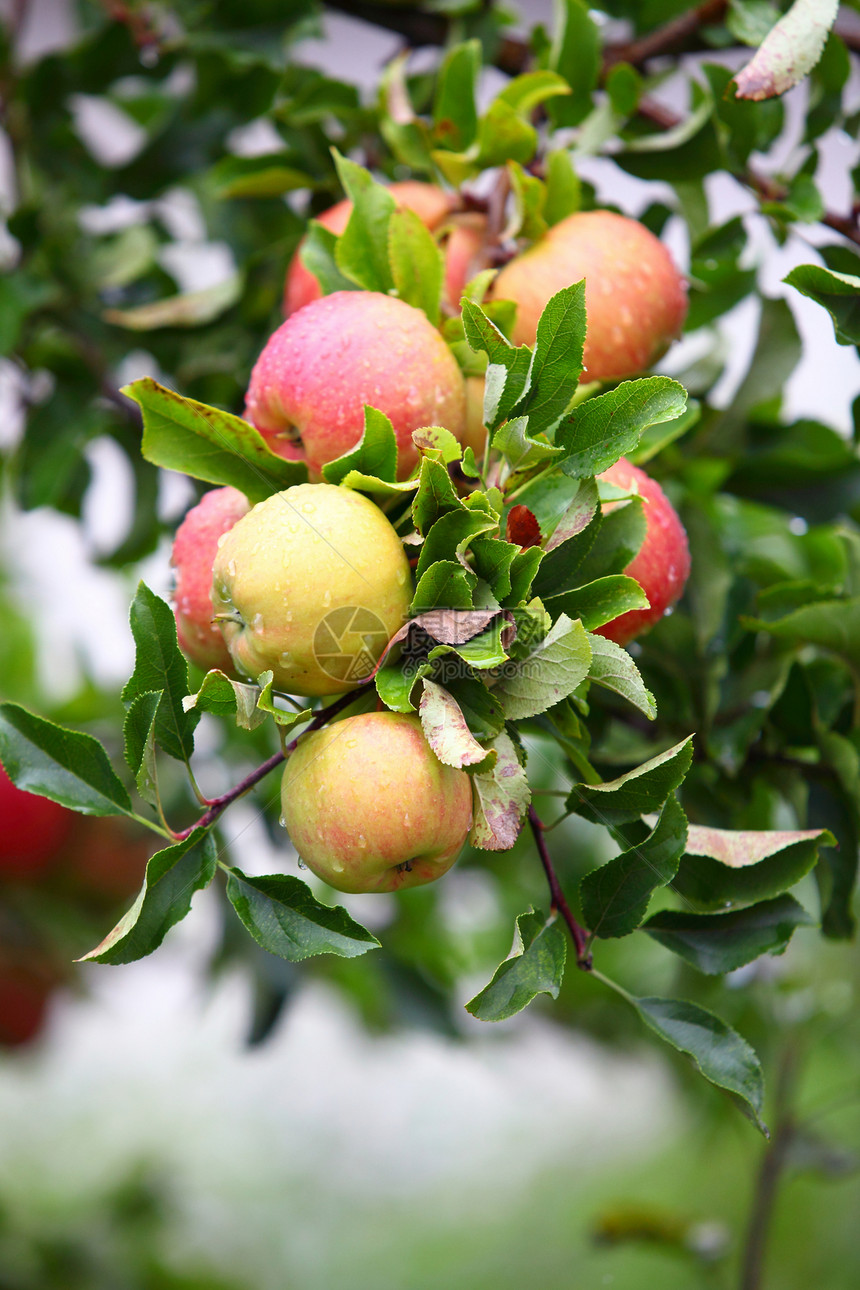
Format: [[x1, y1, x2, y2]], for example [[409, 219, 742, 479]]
[[346, 739, 357, 749], [297, 857, 307, 870], [357, 834, 367, 848], [252, 613, 264, 632], [227, 559, 237, 578], [322, 590, 331, 608], [279, 650, 292, 667], [278, 814, 286, 828], [403, 812, 410, 826], [396, 567, 407, 585], [301, 502, 315, 514], [284, 610, 293, 623]]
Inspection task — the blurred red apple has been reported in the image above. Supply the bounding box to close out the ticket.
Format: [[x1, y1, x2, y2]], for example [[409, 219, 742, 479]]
[[0, 762, 74, 881]]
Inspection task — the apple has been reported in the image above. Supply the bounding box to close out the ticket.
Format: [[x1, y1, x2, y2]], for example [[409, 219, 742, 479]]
[[492, 210, 688, 383], [172, 486, 250, 674], [58, 816, 151, 907], [284, 181, 454, 317], [212, 482, 412, 696], [0, 962, 54, 1047], [442, 212, 489, 310], [0, 762, 74, 881], [281, 711, 473, 893], [244, 291, 468, 479], [595, 457, 690, 646]]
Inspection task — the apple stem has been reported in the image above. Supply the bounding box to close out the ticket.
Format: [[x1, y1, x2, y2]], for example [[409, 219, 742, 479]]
[[173, 685, 372, 841], [527, 804, 592, 969]]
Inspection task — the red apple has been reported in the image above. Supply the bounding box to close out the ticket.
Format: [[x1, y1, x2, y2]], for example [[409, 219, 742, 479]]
[[244, 291, 468, 478], [172, 486, 250, 674], [442, 212, 489, 311], [58, 816, 151, 907], [595, 457, 690, 646], [0, 762, 74, 881], [281, 712, 473, 893], [284, 180, 454, 317], [492, 210, 688, 383], [0, 965, 53, 1046]]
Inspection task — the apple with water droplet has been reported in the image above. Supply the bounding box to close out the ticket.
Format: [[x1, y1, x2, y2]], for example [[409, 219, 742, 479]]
[[281, 711, 473, 893], [492, 210, 687, 382], [211, 482, 412, 696], [171, 486, 250, 674], [596, 456, 690, 646], [244, 291, 467, 479]]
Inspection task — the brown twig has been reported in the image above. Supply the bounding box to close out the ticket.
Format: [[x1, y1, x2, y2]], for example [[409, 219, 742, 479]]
[[173, 686, 369, 841], [603, 0, 729, 70], [528, 804, 592, 968], [739, 1045, 800, 1290]]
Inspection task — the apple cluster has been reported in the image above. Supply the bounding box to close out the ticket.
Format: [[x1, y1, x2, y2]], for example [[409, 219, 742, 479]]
[[169, 173, 691, 896]]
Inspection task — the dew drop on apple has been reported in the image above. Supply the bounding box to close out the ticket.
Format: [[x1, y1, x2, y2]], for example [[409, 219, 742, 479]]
[[301, 502, 315, 514], [284, 610, 293, 622], [278, 814, 286, 828], [297, 856, 307, 870], [252, 612, 264, 632], [279, 651, 292, 667], [227, 559, 237, 578], [357, 834, 367, 848], [322, 590, 331, 608], [396, 566, 407, 585]]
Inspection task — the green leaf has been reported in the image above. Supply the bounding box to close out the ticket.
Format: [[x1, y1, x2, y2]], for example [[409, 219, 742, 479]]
[[226, 868, 380, 961], [0, 703, 133, 817], [255, 676, 312, 729], [332, 150, 397, 293], [209, 153, 315, 198], [443, 675, 506, 742], [497, 70, 571, 118], [322, 405, 399, 487], [529, 477, 600, 598], [492, 614, 592, 720], [419, 679, 489, 768], [744, 599, 860, 670], [547, 576, 649, 633], [644, 895, 814, 974], [466, 909, 566, 1020], [581, 796, 688, 939], [125, 377, 305, 503], [635, 995, 767, 1134], [123, 583, 199, 765], [123, 690, 162, 806], [388, 208, 444, 325], [433, 40, 480, 151], [783, 264, 860, 346], [183, 669, 268, 731], [415, 508, 498, 582], [549, 0, 601, 128], [586, 632, 657, 719], [544, 149, 581, 225], [79, 830, 217, 965], [461, 299, 533, 428], [512, 284, 586, 436], [575, 495, 646, 582], [300, 221, 357, 297], [558, 378, 687, 478], [734, 0, 839, 100], [104, 275, 242, 330], [412, 454, 463, 535], [493, 417, 562, 474], [412, 560, 476, 612], [376, 661, 420, 713], [674, 825, 835, 909], [569, 737, 694, 825], [470, 731, 531, 850]]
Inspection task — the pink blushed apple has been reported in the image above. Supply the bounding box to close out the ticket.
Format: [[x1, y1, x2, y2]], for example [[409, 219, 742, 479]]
[[281, 712, 473, 893], [171, 486, 250, 674], [492, 210, 688, 383], [244, 291, 468, 478]]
